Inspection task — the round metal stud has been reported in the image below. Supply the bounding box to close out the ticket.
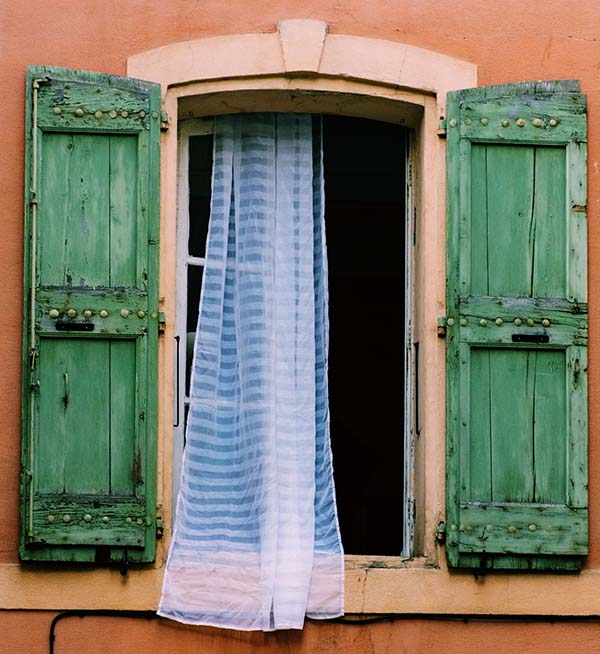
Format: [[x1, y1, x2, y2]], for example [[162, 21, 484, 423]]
[[479, 319, 487, 326], [464, 117, 472, 125], [460, 318, 468, 326], [126, 517, 133, 524], [136, 517, 143, 525], [120, 308, 130, 318], [465, 525, 473, 532], [47, 515, 55, 523], [83, 309, 93, 318], [74, 108, 84, 117], [516, 118, 526, 127], [49, 309, 60, 319], [151, 312, 158, 319], [542, 318, 550, 327], [508, 525, 517, 533], [450, 524, 458, 531], [514, 318, 522, 326], [528, 523, 537, 532], [83, 514, 92, 522], [533, 117, 542, 127], [449, 118, 457, 127], [99, 309, 109, 318], [447, 317, 455, 326], [53, 107, 62, 115], [63, 514, 71, 523], [137, 310, 146, 319], [102, 516, 110, 524], [480, 117, 489, 126], [549, 118, 558, 127], [501, 119, 510, 127], [139, 110, 146, 118], [109, 110, 117, 119], [152, 111, 159, 119], [486, 524, 493, 532], [94, 110, 103, 119], [495, 317, 504, 326], [66, 308, 77, 318], [527, 318, 535, 327], [121, 110, 129, 118]]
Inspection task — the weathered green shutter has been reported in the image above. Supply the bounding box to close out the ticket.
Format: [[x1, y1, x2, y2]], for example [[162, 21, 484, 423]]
[[446, 81, 588, 570], [21, 67, 160, 563]]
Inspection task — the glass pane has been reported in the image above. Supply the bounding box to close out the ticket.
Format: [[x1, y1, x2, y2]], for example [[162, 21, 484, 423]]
[[188, 134, 213, 258], [186, 265, 204, 395]]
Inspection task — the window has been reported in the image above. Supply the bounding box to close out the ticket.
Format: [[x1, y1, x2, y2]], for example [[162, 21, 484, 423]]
[[174, 114, 414, 557], [21, 64, 588, 575]]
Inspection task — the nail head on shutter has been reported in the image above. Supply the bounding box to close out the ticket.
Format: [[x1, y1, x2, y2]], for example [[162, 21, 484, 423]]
[[480, 117, 489, 125], [84, 514, 92, 522], [542, 318, 550, 327], [514, 318, 522, 326], [479, 319, 487, 326], [527, 318, 535, 326], [74, 108, 84, 117], [102, 516, 110, 523], [99, 310, 109, 318], [495, 317, 503, 326], [501, 119, 509, 127], [49, 309, 60, 319], [516, 118, 525, 127], [549, 118, 558, 127], [67, 308, 77, 318], [94, 110, 103, 119], [120, 309, 130, 318], [533, 117, 542, 127]]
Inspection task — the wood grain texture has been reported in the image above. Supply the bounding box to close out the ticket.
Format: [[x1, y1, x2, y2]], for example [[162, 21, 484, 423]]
[[446, 81, 588, 571], [21, 66, 161, 563]]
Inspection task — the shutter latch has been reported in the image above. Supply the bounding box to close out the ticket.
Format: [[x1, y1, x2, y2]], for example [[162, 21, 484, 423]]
[[160, 111, 170, 132], [437, 118, 447, 138], [156, 516, 164, 540]]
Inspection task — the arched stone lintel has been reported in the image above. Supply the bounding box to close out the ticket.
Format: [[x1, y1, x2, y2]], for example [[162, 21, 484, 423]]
[[128, 19, 477, 107]]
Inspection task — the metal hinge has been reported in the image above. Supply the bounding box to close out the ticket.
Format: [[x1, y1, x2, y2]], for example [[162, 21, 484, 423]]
[[435, 521, 447, 545], [160, 111, 170, 132], [437, 316, 447, 338], [158, 311, 167, 335], [156, 516, 164, 539], [437, 117, 447, 138]]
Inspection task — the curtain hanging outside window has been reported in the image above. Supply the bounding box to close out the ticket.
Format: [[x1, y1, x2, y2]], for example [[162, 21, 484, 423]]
[[158, 113, 344, 631]]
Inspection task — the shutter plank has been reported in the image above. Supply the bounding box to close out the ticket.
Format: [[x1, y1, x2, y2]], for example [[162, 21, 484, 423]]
[[110, 340, 137, 495], [109, 135, 139, 287]]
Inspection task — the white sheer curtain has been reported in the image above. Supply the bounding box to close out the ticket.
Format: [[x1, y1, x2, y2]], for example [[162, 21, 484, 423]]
[[158, 113, 344, 631]]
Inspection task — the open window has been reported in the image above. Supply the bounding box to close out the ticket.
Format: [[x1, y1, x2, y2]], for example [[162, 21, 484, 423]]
[[174, 114, 414, 557]]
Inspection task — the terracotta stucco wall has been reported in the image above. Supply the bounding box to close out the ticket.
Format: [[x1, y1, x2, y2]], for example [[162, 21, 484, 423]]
[[5, 611, 600, 654], [2, 1, 600, 651]]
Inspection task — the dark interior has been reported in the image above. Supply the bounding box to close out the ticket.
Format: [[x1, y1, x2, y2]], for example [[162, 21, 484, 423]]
[[323, 115, 406, 555]]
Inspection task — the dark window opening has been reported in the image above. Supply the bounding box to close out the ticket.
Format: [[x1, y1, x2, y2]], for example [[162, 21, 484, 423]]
[[324, 116, 406, 555], [184, 115, 408, 556]]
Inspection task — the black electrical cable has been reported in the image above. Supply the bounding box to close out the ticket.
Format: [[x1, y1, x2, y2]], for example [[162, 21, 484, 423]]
[[48, 609, 600, 653], [49, 610, 156, 654]]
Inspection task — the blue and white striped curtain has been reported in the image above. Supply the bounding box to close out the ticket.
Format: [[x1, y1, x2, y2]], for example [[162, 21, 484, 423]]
[[159, 113, 344, 631]]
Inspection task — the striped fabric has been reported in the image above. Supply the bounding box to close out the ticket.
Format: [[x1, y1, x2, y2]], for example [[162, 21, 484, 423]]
[[158, 113, 344, 631]]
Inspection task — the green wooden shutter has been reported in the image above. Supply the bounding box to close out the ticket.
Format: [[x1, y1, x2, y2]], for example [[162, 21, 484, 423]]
[[20, 67, 160, 563], [446, 81, 588, 571]]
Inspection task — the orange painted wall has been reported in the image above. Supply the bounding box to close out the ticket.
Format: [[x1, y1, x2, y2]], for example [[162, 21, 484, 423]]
[[5, 611, 600, 654], [2, 0, 600, 650]]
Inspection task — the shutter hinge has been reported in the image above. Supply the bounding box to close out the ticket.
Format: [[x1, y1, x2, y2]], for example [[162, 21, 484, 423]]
[[156, 516, 164, 539], [29, 191, 38, 206], [437, 117, 447, 138], [435, 521, 447, 545], [160, 111, 170, 132], [158, 311, 167, 335], [437, 316, 447, 338]]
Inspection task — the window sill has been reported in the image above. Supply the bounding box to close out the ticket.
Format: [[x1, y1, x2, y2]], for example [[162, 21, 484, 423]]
[[2, 561, 600, 615]]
